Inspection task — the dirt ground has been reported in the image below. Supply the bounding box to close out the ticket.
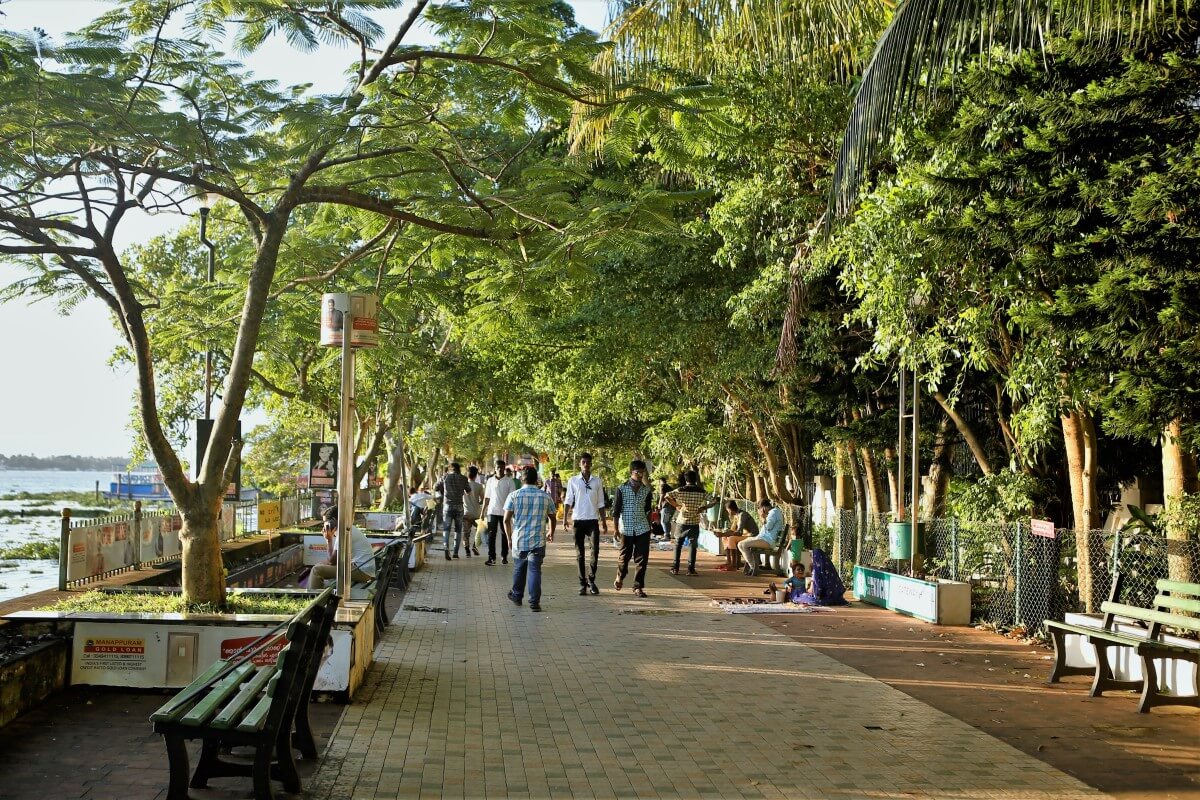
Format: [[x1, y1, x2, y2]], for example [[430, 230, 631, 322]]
[[663, 553, 1200, 800]]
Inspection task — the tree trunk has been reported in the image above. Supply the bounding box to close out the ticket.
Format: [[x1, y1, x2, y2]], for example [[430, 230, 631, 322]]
[[834, 444, 852, 511], [858, 446, 887, 518], [1162, 419, 1199, 585], [179, 493, 224, 606], [933, 390, 992, 475], [1063, 408, 1103, 611], [847, 444, 867, 562], [923, 415, 954, 519], [885, 447, 899, 517]]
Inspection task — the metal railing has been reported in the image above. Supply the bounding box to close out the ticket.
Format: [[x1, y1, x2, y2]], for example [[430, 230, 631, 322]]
[[723, 500, 1199, 637]]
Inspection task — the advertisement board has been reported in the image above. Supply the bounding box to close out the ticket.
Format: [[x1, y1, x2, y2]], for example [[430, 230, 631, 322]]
[[319, 292, 379, 348], [72, 622, 354, 691], [309, 442, 338, 490]]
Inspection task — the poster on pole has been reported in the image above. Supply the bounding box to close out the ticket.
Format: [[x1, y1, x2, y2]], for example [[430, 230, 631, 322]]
[[309, 443, 339, 490], [319, 292, 379, 348]]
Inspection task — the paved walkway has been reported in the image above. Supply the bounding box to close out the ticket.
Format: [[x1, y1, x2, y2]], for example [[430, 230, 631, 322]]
[[311, 540, 1102, 799]]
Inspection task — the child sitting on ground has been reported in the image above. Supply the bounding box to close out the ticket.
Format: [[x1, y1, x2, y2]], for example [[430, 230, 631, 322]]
[[766, 562, 808, 602]]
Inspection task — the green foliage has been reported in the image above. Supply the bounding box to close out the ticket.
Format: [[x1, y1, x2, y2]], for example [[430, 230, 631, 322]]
[[0, 541, 59, 560], [41, 590, 311, 615], [946, 472, 1047, 522]]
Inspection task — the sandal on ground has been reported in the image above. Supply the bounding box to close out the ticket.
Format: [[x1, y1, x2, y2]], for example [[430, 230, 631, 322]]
[[669, 567, 680, 575], [613, 576, 623, 590]]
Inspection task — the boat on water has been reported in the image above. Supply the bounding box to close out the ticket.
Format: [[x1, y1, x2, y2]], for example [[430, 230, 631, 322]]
[[103, 464, 173, 501]]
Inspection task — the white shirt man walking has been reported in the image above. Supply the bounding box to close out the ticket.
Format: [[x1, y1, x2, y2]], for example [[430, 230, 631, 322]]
[[482, 460, 516, 565], [564, 451, 608, 595]]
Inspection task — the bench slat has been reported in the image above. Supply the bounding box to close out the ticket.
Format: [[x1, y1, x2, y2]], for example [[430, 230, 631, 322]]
[[179, 662, 257, 726], [1154, 594, 1200, 615], [209, 664, 280, 730], [1138, 639, 1200, 657], [235, 671, 282, 733], [150, 659, 231, 723], [1156, 579, 1200, 597], [1101, 602, 1200, 633]]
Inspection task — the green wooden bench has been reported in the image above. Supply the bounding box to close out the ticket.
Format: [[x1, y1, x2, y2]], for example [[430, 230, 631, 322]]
[[150, 588, 338, 799], [1046, 575, 1200, 713]]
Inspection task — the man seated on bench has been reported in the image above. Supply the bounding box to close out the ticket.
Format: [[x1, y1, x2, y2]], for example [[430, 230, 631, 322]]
[[737, 498, 784, 577], [310, 506, 376, 589]]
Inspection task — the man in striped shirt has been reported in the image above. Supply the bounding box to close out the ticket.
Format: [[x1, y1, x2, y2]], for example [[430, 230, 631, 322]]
[[611, 460, 653, 598], [503, 466, 557, 612]]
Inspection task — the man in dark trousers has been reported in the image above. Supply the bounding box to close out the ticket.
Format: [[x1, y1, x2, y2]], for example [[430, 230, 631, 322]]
[[611, 459, 654, 598], [564, 452, 608, 596]]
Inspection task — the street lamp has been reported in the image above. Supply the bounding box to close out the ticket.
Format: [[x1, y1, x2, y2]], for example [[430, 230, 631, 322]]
[[198, 192, 219, 418]]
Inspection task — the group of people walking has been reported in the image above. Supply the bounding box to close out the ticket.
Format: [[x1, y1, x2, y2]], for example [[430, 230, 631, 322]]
[[425, 454, 793, 612]]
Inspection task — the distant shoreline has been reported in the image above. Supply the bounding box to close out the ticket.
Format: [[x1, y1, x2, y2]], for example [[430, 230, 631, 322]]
[[0, 457, 127, 472]]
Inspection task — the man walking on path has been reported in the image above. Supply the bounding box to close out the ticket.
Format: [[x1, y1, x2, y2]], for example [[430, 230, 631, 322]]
[[544, 470, 564, 519], [463, 465, 484, 557], [611, 459, 653, 598], [665, 470, 717, 576], [504, 466, 556, 612], [738, 498, 785, 576], [483, 460, 515, 565], [441, 462, 471, 560], [564, 452, 608, 596]]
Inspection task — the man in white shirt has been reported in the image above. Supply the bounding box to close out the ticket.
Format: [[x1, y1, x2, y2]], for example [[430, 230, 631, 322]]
[[482, 459, 516, 565], [564, 451, 608, 595], [310, 506, 376, 589]]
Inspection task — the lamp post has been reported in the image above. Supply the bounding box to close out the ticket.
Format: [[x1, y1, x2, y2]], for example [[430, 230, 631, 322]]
[[198, 192, 219, 419]]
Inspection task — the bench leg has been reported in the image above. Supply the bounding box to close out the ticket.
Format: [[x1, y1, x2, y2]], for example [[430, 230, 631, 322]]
[[1089, 641, 1141, 697], [293, 703, 318, 760], [164, 734, 191, 800], [191, 739, 220, 788], [274, 725, 302, 794], [252, 743, 277, 800], [1138, 654, 1200, 713], [1047, 627, 1092, 684]]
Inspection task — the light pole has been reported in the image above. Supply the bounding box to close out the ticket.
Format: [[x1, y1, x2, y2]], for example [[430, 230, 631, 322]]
[[198, 192, 219, 419]]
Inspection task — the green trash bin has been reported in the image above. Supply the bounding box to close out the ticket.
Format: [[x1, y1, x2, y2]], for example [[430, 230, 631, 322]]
[[888, 521, 924, 560], [789, 540, 805, 565]]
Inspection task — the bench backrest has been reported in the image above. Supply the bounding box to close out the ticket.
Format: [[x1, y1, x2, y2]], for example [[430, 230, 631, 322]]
[[1100, 600, 1200, 639], [284, 590, 340, 726]]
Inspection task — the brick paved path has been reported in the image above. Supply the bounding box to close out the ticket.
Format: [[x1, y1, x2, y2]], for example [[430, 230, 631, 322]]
[[311, 539, 1103, 800]]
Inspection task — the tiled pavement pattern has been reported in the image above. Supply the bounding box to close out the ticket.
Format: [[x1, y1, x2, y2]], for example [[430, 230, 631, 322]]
[[311, 540, 1104, 799]]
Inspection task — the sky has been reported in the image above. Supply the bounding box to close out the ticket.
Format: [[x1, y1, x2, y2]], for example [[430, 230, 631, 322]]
[[0, 0, 610, 458]]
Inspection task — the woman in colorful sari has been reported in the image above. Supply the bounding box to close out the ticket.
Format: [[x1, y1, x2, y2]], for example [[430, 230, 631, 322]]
[[795, 548, 848, 605]]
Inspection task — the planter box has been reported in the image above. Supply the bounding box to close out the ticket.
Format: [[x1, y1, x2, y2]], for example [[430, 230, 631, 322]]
[[852, 565, 971, 625], [0, 638, 69, 728], [5, 600, 375, 700]]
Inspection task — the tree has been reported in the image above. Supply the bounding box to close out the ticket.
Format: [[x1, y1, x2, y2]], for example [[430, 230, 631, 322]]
[[0, 0, 653, 605]]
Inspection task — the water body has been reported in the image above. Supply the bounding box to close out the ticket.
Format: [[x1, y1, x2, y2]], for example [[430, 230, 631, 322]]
[[0, 470, 120, 603]]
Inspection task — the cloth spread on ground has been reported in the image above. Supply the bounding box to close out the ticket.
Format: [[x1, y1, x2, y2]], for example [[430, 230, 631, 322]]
[[712, 599, 835, 614]]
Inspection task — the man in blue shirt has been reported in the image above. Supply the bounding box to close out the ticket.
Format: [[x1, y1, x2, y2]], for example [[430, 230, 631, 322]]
[[611, 460, 654, 597], [738, 498, 785, 576], [503, 466, 557, 612]]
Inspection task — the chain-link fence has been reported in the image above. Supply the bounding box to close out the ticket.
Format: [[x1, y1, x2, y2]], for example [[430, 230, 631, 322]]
[[723, 497, 1200, 636]]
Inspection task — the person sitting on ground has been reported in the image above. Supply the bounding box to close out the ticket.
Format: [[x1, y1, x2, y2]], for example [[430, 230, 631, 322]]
[[717, 500, 758, 572], [793, 548, 848, 606], [737, 498, 784, 577], [310, 506, 376, 590], [782, 562, 807, 601]]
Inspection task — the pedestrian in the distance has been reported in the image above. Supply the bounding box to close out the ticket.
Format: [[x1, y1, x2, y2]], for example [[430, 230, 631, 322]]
[[504, 466, 556, 612], [665, 470, 717, 576], [482, 460, 515, 565], [544, 470, 564, 519], [463, 465, 485, 557], [441, 462, 471, 560], [611, 459, 653, 598], [564, 452, 608, 596]]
